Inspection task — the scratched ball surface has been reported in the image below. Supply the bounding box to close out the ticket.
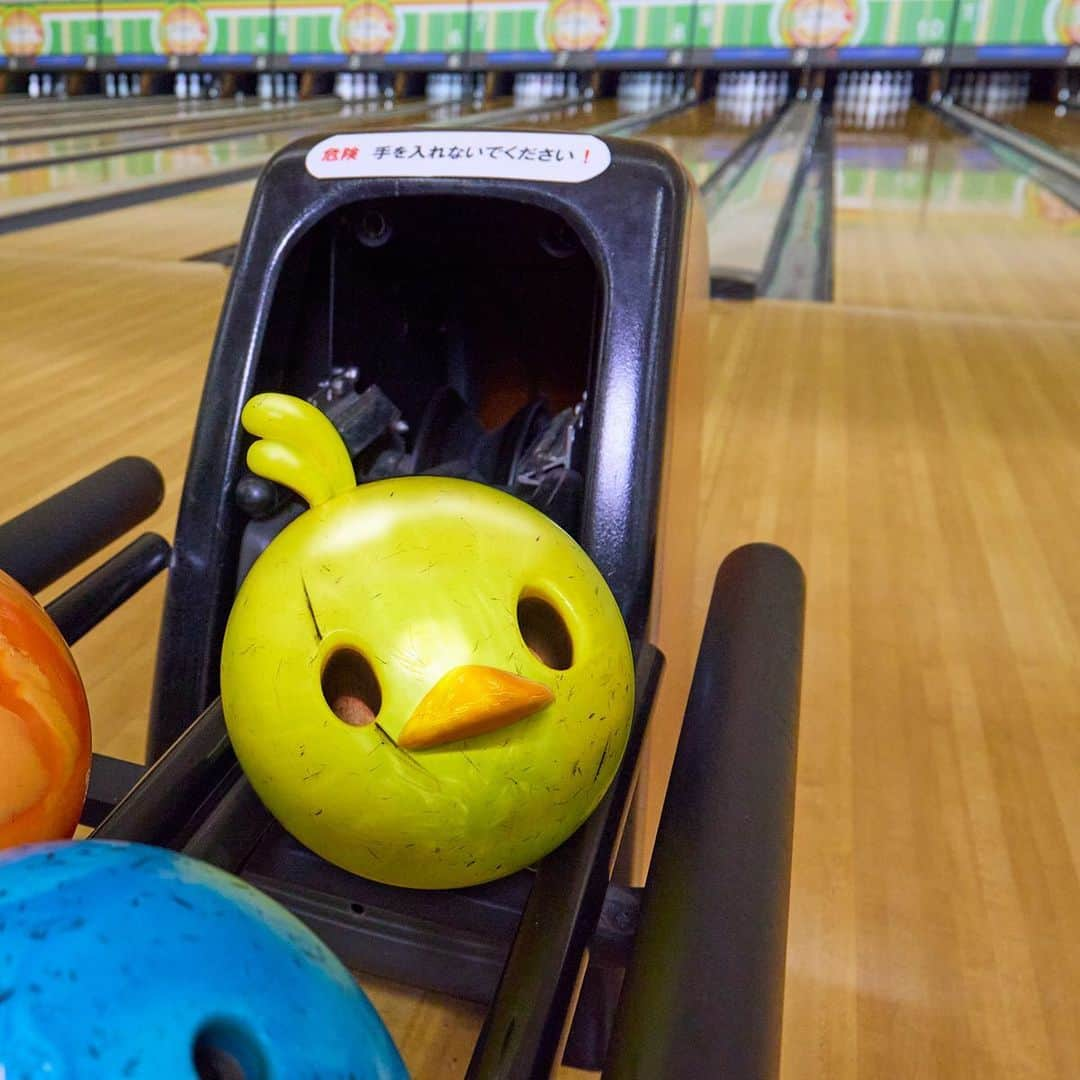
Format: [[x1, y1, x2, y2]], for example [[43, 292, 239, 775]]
[[0, 841, 407, 1079], [0, 568, 91, 850], [221, 476, 634, 890]]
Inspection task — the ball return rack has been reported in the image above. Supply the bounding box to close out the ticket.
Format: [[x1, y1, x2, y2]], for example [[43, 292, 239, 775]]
[[1, 132, 805, 1079]]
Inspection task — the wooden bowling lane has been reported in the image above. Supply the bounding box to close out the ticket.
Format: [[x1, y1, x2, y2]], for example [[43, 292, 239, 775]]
[[0, 179, 259, 262], [0, 98, 472, 223], [496, 96, 621, 130], [640, 99, 742, 137], [0, 98, 346, 169], [0, 95, 279, 141], [998, 102, 1080, 160], [0, 128, 286, 211], [0, 93, 234, 122], [689, 298, 1080, 1080], [635, 100, 760, 185], [832, 105, 1079, 320], [0, 251, 229, 759]]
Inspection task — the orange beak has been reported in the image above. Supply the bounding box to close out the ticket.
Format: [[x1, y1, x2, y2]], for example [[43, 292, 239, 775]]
[[397, 665, 554, 751]]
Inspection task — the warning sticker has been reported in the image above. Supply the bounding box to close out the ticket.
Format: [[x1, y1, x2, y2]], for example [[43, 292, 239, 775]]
[[305, 131, 611, 184]]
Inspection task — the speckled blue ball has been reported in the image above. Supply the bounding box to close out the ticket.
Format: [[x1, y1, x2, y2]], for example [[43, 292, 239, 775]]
[[0, 840, 408, 1080]]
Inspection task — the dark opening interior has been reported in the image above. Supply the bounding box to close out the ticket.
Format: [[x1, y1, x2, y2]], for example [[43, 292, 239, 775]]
[[235, 196, 604, 579], [256, 195, 601, 434]]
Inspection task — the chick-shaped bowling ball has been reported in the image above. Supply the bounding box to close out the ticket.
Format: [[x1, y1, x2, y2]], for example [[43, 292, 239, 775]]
[[0, 568, 91, 850], [0, 840, 407, 1079], [221, 393, 634, 890]]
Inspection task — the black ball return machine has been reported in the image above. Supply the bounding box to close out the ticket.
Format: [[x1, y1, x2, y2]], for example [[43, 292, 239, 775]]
[[1, 128, 806, 1079]]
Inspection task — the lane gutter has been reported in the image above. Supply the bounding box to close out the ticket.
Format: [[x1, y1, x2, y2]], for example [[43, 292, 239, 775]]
[[757, 103, 825, 299], [933, 99, 1080, 211]]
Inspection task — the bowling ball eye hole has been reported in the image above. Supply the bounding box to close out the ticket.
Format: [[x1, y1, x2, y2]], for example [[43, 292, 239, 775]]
[[321, 647, 382, 726], [192, 1019, 267, 1080], [517, 593, 573, 670]]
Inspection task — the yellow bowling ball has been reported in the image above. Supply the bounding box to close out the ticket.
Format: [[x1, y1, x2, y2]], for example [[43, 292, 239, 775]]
[[221, 393, 634, 889]]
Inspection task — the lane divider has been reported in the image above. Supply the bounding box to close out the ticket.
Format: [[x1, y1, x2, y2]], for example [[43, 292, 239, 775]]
[[934, 100, 1080, 210]]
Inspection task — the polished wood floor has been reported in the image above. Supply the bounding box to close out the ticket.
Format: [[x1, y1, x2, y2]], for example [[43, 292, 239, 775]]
[[701, 300, 1080, 1080], [832, 109, 1079, 320], [2, 96, 1078, 1078]]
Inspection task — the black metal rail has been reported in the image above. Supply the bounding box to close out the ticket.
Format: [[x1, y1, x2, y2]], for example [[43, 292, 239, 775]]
[[467, 644, 663, 1079], [45, 532, 171, 644], [91, 699, 235, 847], [0, 456, 163, 593], [606, 544, 805, 1080]]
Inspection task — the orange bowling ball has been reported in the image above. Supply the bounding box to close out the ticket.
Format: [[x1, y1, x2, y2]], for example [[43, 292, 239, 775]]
[[0, 569, 91, 848]]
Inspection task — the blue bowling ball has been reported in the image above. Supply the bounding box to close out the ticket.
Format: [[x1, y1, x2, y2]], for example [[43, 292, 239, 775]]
[[0, 840, 408, 1079]]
